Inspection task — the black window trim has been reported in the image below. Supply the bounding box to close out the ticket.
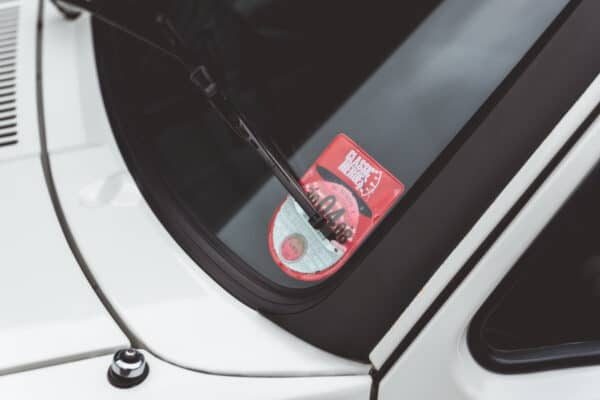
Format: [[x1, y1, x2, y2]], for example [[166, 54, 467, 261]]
[[468, 102, 600, 374]]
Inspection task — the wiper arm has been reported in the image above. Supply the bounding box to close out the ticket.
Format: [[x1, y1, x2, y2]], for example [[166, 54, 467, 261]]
[[52, 0, 334, 239]]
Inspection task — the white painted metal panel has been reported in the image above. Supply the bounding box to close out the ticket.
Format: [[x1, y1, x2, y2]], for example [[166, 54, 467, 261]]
[[0, 157, 128, 375], [41, 4, 369, 377], [378, 109, 600, 398], [0, 352, 370, 399]]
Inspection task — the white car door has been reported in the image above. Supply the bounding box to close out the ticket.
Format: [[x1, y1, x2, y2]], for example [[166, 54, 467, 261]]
[[375, 41, 600, 400], [378, 117, 600, 400], [377, 84, 600, 399]]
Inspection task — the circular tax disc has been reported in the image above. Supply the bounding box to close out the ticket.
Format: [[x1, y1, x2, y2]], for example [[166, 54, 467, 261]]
[[269, 180, 359, 281]]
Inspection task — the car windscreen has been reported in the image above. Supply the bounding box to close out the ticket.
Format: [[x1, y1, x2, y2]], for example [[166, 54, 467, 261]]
[[93, 0, 569, 291]]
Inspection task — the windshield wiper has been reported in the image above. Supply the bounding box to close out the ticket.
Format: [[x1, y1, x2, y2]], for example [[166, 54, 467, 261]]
[[51, 0, 335, 239]]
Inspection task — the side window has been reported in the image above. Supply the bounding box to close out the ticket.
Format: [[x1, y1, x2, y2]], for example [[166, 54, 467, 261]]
[[470, 161, 600, 372]]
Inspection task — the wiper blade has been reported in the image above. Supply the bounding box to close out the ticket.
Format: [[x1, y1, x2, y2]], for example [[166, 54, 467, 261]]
[[52, 0, 335, 239]]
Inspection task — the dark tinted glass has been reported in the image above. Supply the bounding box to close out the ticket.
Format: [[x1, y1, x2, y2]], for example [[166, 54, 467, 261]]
[[94, 0, 568, 289], [479, 161, 600, 353]]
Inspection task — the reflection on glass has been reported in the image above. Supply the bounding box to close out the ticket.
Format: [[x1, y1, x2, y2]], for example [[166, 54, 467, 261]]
[[96, 0, 569, 288]]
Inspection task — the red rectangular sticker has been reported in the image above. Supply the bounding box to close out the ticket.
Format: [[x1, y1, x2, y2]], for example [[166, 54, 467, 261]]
[[269, 133, 405, 281]]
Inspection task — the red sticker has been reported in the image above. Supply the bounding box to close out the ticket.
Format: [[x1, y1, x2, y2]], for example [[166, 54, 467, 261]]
[[269, 133, 405, 281]]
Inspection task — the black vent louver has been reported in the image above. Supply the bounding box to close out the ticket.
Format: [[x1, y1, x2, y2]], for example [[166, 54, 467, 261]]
[[0, 2, 18, 149]]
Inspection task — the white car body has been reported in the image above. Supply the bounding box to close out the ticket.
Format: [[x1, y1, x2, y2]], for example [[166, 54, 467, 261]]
[[1, 0, 599, 398]]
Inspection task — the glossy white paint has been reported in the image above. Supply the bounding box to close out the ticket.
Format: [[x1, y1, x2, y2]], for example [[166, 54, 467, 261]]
[[0, 157, 128, 375], [41, 4, 369, 377], [0, 0, 128, 376], [371, 73, 600, 368], [379, 109, 600, 397], [0, 352, 371, 399]]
